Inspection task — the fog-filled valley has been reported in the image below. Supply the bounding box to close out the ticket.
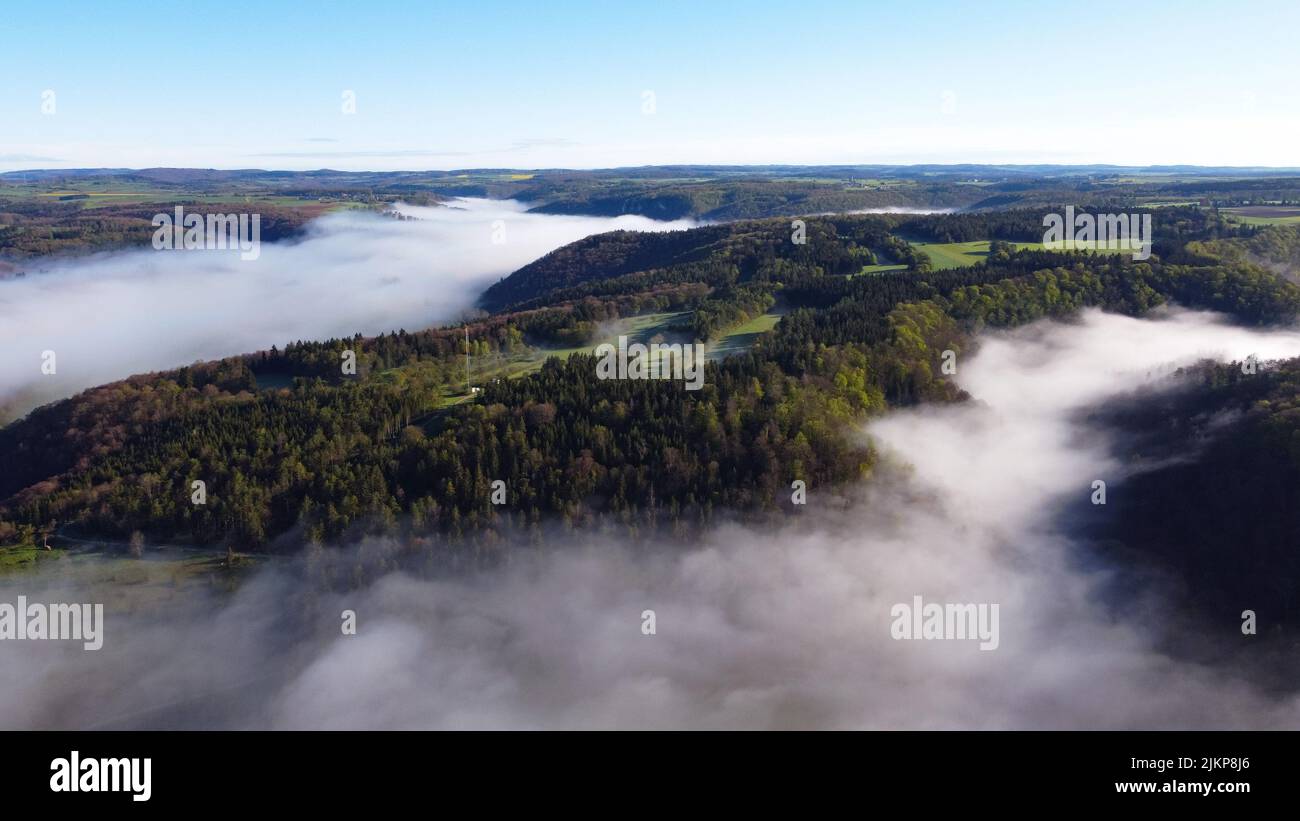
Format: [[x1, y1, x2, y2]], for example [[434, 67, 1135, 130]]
[[5, 163, 1300, 736], [0, 199, 695, 418], [4, 307, 1299, 729]]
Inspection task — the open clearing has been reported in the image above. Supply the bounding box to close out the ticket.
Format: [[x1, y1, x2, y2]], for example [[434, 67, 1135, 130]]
[[914, 239, 1138, 269], [440, 308, 786, 404], [916, 240, 1017, 268], [856, 239, 1141, 274], [1, 540, 257, 606], [1223, 206, 1300, 225]]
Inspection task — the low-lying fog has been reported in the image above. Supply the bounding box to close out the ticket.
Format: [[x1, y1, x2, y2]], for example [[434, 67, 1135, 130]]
[[0, 198, 695, 418], [4, 307, 1300, 729]]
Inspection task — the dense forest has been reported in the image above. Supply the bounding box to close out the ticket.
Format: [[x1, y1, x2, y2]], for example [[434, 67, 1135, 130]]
[[1083, 357, 1300, 626], [0, 199, 320, 261], [519, 178, 981, 221]]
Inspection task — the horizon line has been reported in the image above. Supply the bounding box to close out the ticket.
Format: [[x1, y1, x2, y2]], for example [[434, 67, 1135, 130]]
[[4, 162, 1300, 177]]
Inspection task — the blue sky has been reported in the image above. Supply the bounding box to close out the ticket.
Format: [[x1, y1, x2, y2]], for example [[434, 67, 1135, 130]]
[[2, 0, 1298, 170]]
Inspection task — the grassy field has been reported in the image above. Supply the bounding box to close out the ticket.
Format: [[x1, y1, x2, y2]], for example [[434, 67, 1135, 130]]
[[0, 177, 375, 212], [1223, 207, 1300, 226], [502, 312, 696, 378], [854, 245, 909, 276], [914, 239, 1137, 269], [0, 539, 257, 605], [853, 239, 1140, 273], [856, 262, 908, 276], [914, 240, 1012, 268], [442, 308, 785, 403], [705, 310, 783, 361], [0, 542, 63, 573], [426, 312, 693, 406]]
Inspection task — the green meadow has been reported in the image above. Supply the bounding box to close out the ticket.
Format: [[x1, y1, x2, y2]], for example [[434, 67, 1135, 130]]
[[1223, 207, 1300, 226], [439, 308, 786, 404], [0, 542, 61, 573], [855, 262, 909, 276], [855, 239, 1141, 274], [0, 539, 257, 605], [915, 240, 1012, 268], [915, 239, 1137, 269]]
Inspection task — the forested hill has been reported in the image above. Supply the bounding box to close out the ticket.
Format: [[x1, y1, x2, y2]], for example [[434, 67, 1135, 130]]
[[4, 211, 1300, 607], [479, 206, 1229, 313], [479, 224, 735, 311], [518, 178, 982, 220], [480, 211, 919, 312], [1082, 357, 1300, 626]]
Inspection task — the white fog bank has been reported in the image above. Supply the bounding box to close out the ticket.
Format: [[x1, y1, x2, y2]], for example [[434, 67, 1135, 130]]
[[0, 198, 695, 417]]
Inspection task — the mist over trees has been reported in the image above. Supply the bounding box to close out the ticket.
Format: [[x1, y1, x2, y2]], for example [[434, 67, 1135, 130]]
[[5, 210, 1300, 586]]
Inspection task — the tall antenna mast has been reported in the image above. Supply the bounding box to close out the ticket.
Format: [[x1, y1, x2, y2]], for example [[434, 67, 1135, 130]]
[[465, 326, 471, 394]]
